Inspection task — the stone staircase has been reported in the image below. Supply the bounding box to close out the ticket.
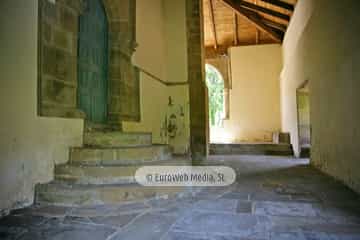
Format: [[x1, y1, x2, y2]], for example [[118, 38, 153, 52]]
[[35, 131, 190, 206]]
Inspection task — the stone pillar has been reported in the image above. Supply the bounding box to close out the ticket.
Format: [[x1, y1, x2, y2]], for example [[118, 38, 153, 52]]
[[38, 0, 85, 119], [105, 0, 140, 126], [186, 0, 208, 162]]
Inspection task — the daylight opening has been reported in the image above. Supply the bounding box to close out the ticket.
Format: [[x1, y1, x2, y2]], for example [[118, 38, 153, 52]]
[[205, 64, 226, 143]]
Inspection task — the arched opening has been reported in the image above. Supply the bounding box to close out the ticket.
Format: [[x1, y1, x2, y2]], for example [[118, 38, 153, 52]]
[[205, 64, 225, 143]]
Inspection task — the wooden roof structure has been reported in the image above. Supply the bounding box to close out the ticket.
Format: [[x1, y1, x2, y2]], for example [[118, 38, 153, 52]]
[[203, 0, 297, 56]]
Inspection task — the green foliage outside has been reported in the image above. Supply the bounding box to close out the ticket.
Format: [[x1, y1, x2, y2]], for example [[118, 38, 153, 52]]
[[206, 64, 224, 127]]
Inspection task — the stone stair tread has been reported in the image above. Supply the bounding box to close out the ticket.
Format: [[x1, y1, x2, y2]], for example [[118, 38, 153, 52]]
[[72, 144, 168, 150], [55, 165, 138, 185], [35, 182, 187, 207], [70, 157, 191, 167], [69, 145, 172, 166], [84, 131, 152, 136], [39, 181, 184, 189], [55, 158, 191, 185], [84, 131, 152, 148]]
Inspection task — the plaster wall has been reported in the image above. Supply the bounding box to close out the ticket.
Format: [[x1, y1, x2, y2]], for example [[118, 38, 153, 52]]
[[223, 44, 282, 143], [163, 0, 188, 84], [281, 0, 360, 192], [0, 0, 83, 214], [280, 0, 314, 157], [123, 0, 190, 154], [132, 0, 167, 80]]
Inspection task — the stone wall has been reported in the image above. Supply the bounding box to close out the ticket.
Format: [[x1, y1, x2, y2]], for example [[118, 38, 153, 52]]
[[225, 44, 282, 143], [0, 0, 83, 214], [186, 0, 208, 160], [281, 0, 360, 192], [38, 0, 140, 127], [38, 0, 84, 119], [105, 0, 140, 123]]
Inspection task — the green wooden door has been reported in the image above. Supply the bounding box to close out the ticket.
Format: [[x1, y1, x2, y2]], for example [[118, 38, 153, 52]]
[[78, 0, 108, 124]]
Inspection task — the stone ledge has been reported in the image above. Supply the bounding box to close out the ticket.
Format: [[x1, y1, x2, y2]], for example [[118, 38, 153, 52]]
[[40, 106, 86, 119]]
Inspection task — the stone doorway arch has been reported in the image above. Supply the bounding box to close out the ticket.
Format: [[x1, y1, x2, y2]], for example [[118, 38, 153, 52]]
[[38, 0, 140, 129]]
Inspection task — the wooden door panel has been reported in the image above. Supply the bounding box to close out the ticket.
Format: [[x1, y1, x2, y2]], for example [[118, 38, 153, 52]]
[[78, 0, 108, 124]]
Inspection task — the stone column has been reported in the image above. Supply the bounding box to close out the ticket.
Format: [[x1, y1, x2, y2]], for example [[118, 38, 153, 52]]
[[186, 0, 208, 162], [105, 0, 140, 127]]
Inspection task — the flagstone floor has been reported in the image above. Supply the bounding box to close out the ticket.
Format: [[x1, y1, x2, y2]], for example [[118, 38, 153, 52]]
[[1, 155, 360, 240]]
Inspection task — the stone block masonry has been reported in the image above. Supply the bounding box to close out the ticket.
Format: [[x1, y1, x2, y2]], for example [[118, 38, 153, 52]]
[[38, 0, 83, 119], [186, 0, 208, 161], [38, 0, 140, 128]]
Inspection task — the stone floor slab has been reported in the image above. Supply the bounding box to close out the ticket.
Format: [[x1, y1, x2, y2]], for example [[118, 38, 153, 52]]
[[251, 191, 291, 202], [269, 216, 328, 232], [221, 192, 251, 201], [162, 231, 209, 240], [236, 200, 253, 214], [270, 231, 306, 240], [173, 211, 270, 239], [0, 215, 47, 228], [1, 155, 360, 240], [0, 226, 28, 240], [312, 204, 360, 225], [90, 213, 139, 228], [112, 202, 150, 214], [303, 231, 360, 240], [193, 199, 238, 213], [62, 216, 93, 225], [110, 213, 177, 240], [254, 201, 317, 217], [69, 205, 118, 217], [11, 205, 72, 218], [17, 222, 116, 240]]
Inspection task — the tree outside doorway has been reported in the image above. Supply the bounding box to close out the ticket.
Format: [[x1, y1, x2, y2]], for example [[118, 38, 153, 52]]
[[205, 64, 225, 143]]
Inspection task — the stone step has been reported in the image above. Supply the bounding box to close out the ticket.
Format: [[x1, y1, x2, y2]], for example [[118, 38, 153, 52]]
[[69, 145, 172, 166], [56, 158, 192, 185], [210, 143, 294, 156], [83, 131, 152, 148], [55, 165, 138, 185], [35, 182, 187, 207]]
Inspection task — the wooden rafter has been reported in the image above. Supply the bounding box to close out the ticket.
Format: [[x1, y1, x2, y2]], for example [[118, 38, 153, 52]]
[[260, 0, 294, 11], [221, 0, 283, 42], [233, 12, 239, 45], [208, 0, 218, 49], [254, 0, 260, 44], [256, 30, 260, 44], [262, 18, 287, 31], [238, 0, 290, 21]]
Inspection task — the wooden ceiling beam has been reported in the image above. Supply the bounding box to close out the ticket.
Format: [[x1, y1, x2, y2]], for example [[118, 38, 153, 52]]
[[260, 0, 294, 11], [254, 0, 260, 45], [205, 45, 229, 59], [208, 0, 218, 49], [221, 0, 283, 42], [233, 12, 239, 45], [238, 0, 290, 21], [262, 18, 287, 31]]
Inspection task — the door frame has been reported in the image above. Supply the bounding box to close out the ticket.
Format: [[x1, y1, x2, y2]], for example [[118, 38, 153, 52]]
[[77, 0, 109, 126], [296, 80, 311, 158]]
